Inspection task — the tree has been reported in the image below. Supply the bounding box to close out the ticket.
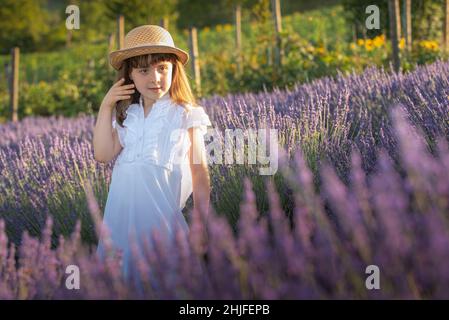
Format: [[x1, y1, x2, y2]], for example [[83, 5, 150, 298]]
[[176, 0, 258, 29], [76, 0, 115, 43], [342, 0, 445, 42], [0, 0, 50, 53], [105, 0, 178, 31]]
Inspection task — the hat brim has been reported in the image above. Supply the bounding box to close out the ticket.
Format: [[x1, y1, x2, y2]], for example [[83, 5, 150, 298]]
[[109, 44, 189, 70]]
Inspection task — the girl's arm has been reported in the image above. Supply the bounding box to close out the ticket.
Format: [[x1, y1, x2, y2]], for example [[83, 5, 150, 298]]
[[93, 103, 114, 163], [93, 106, 122, 163], [188, 127, 211, 216], [93, 78, 134, 163]]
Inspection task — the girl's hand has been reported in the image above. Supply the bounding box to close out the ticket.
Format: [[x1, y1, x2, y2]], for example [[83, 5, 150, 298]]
[[101, 78, 135, 109]]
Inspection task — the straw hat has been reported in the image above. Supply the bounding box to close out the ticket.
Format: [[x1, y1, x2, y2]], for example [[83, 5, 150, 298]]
[[109, 25, 189, 70]]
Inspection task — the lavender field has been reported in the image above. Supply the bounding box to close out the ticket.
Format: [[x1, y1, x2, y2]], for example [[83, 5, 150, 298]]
[[0, 60, 448, 299]]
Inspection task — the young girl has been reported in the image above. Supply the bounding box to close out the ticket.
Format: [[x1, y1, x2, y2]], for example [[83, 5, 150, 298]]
[[92, 25, 212, 282]]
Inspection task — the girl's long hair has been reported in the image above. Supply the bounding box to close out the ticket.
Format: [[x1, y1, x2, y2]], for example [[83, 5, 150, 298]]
[[114, 53, 197, 127]]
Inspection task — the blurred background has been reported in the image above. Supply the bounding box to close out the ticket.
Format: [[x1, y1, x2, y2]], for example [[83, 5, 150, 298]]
[[0, 0, 448, 252], [0, 2, 449, 299], [0, 0, 447, 122]]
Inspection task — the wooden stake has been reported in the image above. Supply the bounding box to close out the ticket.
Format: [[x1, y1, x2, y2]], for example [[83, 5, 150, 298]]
[[389, 0, 401, 72], [271, 0, 283, 67], [160, 17, 169, 30], [107, 33, 115, 76], [108, 33, 115, 52], [444, 0, 449, 52], [10, 47, 19, 123], [66, 29, 73, 48], [117, 15, 125, 49], [4, 62, 9, 87], [404, 0, 412, 52], [235, 4, 242, 75], [189, 27, 201, 96], [395, 0, 401, 40]]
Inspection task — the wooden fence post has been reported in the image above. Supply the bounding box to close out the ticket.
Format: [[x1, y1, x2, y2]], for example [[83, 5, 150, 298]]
[[4, 62, 9, 86], [189, 27, 201, 96], [66, 0, 74, 48], [444, 0, 449, 53], [404, 0, 412, 52], [117, 15, 125, 49], [395, 0, 401, 40], [108, 33, 115, 52], [108, 33, 115, 73], [235, 4, 243, 76], [159, 17, 169, 30], [271, 0, 283, 68], [66, 29, 73, 48], [107, 33, 116, 80], [267, 47, 272, 66], [10, 47, 19, 123], [352, 23, 357, 43], [388, 0, 401, 72]]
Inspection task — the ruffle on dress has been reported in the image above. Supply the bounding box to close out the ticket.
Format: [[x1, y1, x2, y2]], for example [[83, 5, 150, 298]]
[[184, 106, 213, 136], [112, 118, 126, 148], [110, 95, 213, 188], [112, 107, 140, 163], [178, 106, 213, 209], [139, 96, 171, 163], [112, 94, 172, 165]]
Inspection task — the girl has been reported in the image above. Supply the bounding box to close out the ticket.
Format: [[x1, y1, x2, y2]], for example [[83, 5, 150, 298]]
[[92, 25, 212, 282]]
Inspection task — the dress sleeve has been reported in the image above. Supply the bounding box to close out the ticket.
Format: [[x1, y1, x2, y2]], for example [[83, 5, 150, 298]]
[[112, 119, 126, 148], [185, 106, 212, 136]]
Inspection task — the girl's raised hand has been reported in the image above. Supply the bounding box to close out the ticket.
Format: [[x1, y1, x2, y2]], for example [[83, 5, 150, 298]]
[[101, 78, 135, 109]]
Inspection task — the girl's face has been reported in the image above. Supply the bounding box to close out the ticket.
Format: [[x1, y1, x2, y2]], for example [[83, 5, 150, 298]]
[[129, 61, 173, 101]]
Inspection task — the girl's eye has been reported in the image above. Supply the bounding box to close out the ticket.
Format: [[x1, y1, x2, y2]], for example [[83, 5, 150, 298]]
[[138, 66, 167, 73]]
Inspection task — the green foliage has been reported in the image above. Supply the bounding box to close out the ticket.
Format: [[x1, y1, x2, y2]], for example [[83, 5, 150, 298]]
[[0, 0, 50, 53], [174, 0, 341, 29], [176, 0, 262, 29], [0, 4, 448, 120], [74, 0, 115, 43], [105, 0, 178, 27], [1, 43, 114, 119], [341, 0, 446, 41]]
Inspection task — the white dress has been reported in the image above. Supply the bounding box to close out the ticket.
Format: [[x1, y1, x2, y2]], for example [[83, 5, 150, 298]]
[[96, 93, 212, 283]]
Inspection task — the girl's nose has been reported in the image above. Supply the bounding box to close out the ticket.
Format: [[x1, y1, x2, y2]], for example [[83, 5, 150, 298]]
[[150, 66, 157, 74], [148, 67, 160, 80]]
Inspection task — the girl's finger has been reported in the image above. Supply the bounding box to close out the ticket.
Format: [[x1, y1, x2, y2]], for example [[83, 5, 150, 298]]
[[113, 78, 125, 87], [116, 95, 131, 100], [117, 83, 135, 89], [115, 86, 134, 92], [117, 89, 135, 94]]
